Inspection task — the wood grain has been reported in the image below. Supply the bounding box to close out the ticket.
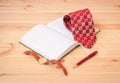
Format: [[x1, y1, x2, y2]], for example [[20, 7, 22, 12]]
[[0, 0, 120, 83]]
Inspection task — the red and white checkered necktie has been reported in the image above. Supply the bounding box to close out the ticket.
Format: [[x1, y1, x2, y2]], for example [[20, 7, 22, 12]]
[[63, 8, 96, 48]]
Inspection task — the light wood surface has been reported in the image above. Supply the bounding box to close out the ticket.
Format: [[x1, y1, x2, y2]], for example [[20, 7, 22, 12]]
[[0, 0, 120, 83]]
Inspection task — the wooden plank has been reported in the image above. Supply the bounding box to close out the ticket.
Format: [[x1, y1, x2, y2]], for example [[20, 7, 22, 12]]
[[0, 0, 119, 12], [0, 12, 119, 24], [0, 53, 120, 72], [0, 71, 120, 83]]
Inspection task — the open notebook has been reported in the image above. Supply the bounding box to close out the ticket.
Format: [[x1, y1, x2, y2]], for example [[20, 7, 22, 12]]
[[20, 17, 100, 60]]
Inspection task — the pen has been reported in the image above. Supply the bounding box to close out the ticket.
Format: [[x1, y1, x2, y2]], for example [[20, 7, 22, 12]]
[[73, 51, 98, 68]]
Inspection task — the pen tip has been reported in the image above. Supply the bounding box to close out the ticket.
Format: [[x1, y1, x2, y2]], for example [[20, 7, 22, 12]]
[[73, 65, 78, 69]]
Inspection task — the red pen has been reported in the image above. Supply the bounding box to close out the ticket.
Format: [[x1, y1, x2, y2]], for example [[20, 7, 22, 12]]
[[73, 51, 98, 68]]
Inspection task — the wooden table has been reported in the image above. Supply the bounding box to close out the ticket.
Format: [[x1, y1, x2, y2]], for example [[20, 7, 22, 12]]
[[0, 0, 120, 83]]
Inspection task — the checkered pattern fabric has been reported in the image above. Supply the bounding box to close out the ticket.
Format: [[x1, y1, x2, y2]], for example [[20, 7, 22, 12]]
[[63, 8, 96, 48]]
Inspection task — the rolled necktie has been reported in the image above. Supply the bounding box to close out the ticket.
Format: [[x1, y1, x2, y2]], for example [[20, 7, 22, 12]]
[[63, 8, 96, 48]]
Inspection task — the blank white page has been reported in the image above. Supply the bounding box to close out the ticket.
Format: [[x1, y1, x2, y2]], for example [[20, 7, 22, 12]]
[[20, 24, 77, 60], [47, 17, 74, 40]]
